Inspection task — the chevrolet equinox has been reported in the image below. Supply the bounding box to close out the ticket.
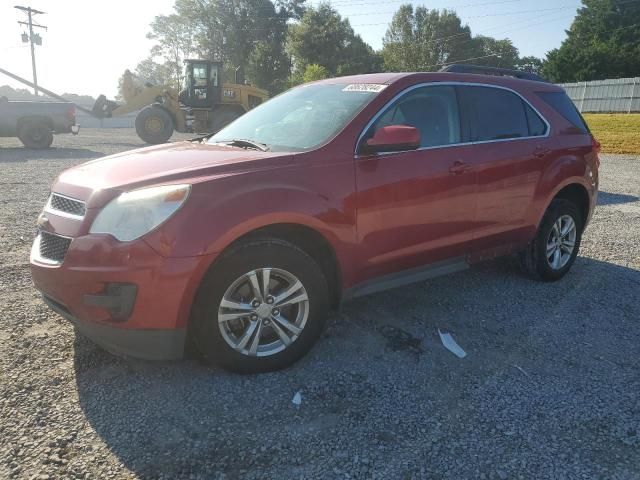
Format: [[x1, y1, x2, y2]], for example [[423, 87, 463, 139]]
[[30, 66, 600, 373]]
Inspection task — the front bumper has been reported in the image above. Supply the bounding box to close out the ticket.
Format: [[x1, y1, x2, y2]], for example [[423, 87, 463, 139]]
[[43, 295, 186, 360], [30, 233, 217, 360]]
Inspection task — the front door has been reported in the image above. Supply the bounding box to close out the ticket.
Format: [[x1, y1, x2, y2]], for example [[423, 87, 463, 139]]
[[355, 85, 478, 282]]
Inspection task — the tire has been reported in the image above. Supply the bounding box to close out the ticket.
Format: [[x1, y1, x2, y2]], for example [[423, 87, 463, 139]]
[[190, 239, 330, 374], [210, 108, 242, 133], [519, 199, 583, 281], [18, 121, 53, 149], [135, 105, 174, 144]]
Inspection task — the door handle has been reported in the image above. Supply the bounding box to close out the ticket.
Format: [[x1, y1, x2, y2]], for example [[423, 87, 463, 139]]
[[449, 160, 471, 175], [534, 146, 550, 158]]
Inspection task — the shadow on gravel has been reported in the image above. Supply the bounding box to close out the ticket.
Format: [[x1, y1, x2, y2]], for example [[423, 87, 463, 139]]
[[0, 147, 103, 163], [72, 256, 640, 478], [598, 191, 639, 206], [86, 142, 147, 149]]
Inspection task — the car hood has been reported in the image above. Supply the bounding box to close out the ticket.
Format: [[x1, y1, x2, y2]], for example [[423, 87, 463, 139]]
[[53, 141, 293, 204]]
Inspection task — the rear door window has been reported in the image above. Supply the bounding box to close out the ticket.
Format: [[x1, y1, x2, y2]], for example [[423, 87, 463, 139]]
[[458, 86, 530, 141], [537, 91, 589, 133]]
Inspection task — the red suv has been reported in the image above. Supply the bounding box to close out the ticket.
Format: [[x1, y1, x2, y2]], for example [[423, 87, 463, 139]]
[[30, 66, 599, 373]]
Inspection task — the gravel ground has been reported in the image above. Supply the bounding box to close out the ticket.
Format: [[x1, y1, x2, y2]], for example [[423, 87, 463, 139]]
[[1, 129, 639, 480]]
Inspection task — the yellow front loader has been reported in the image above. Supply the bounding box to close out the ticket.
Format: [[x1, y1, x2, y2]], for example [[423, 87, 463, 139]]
[[93, 60, 269, 144]]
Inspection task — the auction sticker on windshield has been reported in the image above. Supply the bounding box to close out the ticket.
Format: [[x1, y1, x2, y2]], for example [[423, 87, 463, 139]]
[[342, 84, 387, 93]]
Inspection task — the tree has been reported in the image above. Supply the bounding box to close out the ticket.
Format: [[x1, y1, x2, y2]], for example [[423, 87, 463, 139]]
[[515, 56, 545, 75], [381, 5, 476, 71], [469, 36, 520, 69], [287, 3, 381, 79], [116, 58, 176, 101], [135, 57, 177, 87], [302, 64, 329, 82], [145, 0, 303, 93], [542, 0, 640, 82], [146, 13, 196, 89]]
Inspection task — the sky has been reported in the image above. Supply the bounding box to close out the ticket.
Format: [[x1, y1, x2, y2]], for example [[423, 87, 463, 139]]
[[0, 0, 579, 99]]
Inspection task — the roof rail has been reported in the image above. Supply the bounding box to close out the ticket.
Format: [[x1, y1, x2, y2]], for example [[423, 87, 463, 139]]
[[439, 64, 549, 83]]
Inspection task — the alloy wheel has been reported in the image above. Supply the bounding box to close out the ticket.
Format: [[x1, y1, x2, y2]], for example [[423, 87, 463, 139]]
[[546, 214, 577, 270], [217, 268, 309, 357]]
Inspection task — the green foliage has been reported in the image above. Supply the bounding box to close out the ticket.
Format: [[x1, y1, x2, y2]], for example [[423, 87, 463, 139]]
[[469, 36, 519, 68], [135, 57, 178, 89], [145, 0, 303, 94], [302, 64, 329, 82], [381, 5, 476, 71], [147, 13, 196, 88], [134, 0, 630, 98], [542, 0, 640, 82], [515, 56, 545, 74], [381, 4, 539, 73], [287, 3, 381, 78]]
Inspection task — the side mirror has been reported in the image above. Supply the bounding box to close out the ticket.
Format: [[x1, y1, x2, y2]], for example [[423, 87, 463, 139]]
[[361, 125, 420, 154]]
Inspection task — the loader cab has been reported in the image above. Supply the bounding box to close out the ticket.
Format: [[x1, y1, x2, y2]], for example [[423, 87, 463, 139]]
[[182, 60, 222, 108]]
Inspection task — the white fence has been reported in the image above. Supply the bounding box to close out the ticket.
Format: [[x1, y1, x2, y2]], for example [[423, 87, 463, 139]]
[[559, 77, 640, 113], [76, 111, 137, 128]]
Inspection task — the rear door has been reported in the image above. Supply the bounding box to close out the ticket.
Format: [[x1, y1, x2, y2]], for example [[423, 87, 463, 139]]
[[354, 84, 478, 281], [457, 85, 550, 258]]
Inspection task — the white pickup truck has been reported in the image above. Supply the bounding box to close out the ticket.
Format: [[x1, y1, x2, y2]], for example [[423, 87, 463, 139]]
[[0, 96, 79, 149]]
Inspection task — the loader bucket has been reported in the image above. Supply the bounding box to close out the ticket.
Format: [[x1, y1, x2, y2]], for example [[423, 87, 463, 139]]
[[92, 95, 120, 118]]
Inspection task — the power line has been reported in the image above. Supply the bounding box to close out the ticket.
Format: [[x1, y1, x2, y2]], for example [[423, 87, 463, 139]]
[[316, 0, 530, 8], [200, 5, 579, 32], [350, 5, 579, 26]]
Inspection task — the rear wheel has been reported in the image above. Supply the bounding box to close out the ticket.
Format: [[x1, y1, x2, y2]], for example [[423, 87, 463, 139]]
[[191, 239, 329, 373], [18, 121, 53, 149], [519, 199, 583, 281], [135, 105, 174, 144]]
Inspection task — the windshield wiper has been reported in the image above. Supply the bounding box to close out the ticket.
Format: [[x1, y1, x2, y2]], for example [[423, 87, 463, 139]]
[[190, 133, 215, 143], [216, 138, 270, 152]]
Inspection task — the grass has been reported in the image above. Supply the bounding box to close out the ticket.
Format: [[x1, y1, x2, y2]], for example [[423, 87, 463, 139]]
[[583, 113, 640, 155]]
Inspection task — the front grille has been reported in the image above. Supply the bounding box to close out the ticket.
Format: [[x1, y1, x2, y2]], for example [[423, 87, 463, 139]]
[[48, 193, 86, 217], [39, 231, 72, 263]]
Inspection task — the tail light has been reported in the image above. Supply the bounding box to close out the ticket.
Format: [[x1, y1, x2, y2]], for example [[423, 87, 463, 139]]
[[590, 135, 601, 168], [66, 105, 76, 122]]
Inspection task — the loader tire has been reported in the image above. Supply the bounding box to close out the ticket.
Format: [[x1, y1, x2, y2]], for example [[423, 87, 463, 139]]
[[135, 106, 174, 145]]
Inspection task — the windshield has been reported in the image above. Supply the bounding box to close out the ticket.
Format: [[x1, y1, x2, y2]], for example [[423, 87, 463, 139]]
[[208, 83, 384, 152]]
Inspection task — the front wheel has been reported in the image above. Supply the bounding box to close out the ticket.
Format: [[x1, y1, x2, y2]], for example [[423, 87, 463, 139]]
[[519, 199, 583, 281], [190, 239, 329, 373], [135, 105, 174, 144]]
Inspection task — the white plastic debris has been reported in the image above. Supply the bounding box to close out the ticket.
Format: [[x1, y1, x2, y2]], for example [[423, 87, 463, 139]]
[[292, 391, 302, 406], [513, 365, 530, 377], [438, 329, 467, 358]]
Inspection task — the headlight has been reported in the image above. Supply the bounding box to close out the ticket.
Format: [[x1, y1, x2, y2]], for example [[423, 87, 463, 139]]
[[90, 184, 191, 241]]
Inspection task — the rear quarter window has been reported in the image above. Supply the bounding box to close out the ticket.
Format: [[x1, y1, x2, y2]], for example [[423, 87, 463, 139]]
[[537, 91, 590, 133], [524, 103, 547, 136]]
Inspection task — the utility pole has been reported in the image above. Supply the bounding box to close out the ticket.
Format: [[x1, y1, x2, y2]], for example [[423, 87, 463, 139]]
[[15, 5, 47, 96]]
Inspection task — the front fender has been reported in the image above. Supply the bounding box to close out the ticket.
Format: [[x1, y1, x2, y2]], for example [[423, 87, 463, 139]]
[[142, 161, 357, 272]]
